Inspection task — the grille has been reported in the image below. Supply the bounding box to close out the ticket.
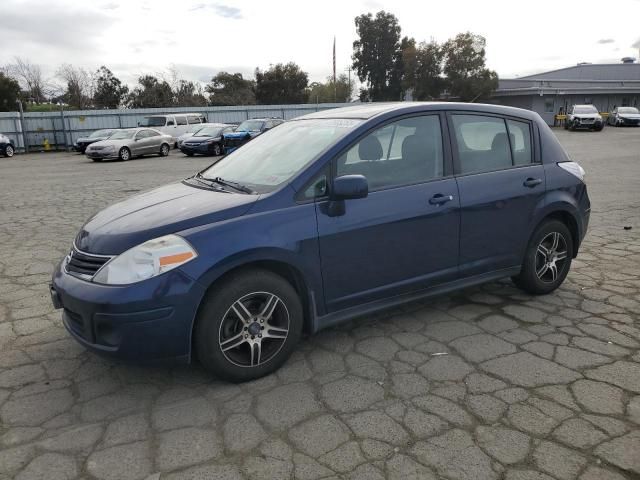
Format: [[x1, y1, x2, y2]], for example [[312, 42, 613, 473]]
[[66, 247, 111, 277], [580, 118, 595, 124]]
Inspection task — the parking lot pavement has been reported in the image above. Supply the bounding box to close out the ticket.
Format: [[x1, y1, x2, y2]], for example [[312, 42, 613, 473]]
[[0, 129, 638, 480]]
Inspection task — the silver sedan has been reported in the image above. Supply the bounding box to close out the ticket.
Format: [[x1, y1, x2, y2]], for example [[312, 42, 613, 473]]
[[85, 128, 173, 161]]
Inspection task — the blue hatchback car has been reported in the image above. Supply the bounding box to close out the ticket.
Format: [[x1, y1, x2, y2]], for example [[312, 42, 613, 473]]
[[51, 103, 590, 382]]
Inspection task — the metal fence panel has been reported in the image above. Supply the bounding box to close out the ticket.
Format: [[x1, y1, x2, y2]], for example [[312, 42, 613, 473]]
[[0, 103, 351, 152]]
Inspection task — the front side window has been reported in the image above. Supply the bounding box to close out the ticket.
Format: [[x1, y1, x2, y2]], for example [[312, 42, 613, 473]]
[[336, 115, 444, 191], [200, 119, 361, 193]]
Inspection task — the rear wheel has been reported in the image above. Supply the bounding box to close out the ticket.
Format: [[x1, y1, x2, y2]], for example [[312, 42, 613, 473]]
[[3, 145, 14, 157], [118, 147, 131, 161], [195, 269, 303, 382], [512, 220, 573, 295]]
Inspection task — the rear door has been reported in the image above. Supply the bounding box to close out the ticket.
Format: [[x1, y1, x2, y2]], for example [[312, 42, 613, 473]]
[[316, 113, 460, 312], [448, 112, 545, 276]]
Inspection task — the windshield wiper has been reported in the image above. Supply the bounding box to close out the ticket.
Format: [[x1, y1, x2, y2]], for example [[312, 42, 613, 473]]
[[209, 177, 255, 194], [190, 173, 230, 192]]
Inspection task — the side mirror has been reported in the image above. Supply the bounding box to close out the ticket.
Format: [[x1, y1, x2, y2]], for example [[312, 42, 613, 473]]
[[332, 175, 368, 200]]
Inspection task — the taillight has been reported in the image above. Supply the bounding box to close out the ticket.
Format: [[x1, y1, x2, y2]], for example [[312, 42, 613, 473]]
[[558, 162, 586, 182]]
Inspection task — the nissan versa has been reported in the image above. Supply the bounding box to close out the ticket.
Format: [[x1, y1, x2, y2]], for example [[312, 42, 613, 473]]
[[50, 103, 590, 382]]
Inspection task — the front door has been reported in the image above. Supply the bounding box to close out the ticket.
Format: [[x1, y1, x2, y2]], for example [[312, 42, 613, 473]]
[[316, 114, 460, 313], [448, 113, 546, 276]]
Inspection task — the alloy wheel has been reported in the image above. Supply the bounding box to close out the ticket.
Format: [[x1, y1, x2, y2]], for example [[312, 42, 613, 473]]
[[218, 292, 289, 367], [535, 232, 568, 283], [5, 145, 14, 157]]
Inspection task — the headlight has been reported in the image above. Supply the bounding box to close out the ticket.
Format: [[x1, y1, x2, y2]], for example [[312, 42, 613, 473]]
[[103, 145, 116, 153], [93, 234, 197, 285]]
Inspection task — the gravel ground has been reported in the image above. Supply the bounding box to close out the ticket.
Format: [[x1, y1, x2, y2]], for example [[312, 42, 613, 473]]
[[0, 128, 639, 480]]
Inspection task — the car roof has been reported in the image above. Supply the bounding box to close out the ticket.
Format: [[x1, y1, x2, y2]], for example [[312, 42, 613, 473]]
[[300, 102, 539, 121]]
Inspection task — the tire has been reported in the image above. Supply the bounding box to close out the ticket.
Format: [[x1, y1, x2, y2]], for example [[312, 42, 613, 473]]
[[512, 219, 573, 295], [4, 145, 14, 157], [92, 158, 102, 162], [118, 147, 131, 161], [213, 143, 222, 156], [185, 152, 194, 157], [195, 269, 303, 382], [159, 143, 170, 157]]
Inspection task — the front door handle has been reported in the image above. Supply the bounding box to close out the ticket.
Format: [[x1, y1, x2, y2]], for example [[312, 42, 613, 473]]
[[523, 178, 542, 188], [429, 194, 454, 205]]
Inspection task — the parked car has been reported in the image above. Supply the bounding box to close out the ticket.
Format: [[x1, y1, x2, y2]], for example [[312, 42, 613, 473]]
[[0, 133, 15, 157], [176, 123, 223, 148], [564, 105, 604, 131], [607, 106, 640, 126], [180, 124, 235, 156], [73, 129, 117, 153], [223, 117, 284, 154], [51, 102, 590, 382], [139, 113, 206, 146], [85, 128, 172, 161]]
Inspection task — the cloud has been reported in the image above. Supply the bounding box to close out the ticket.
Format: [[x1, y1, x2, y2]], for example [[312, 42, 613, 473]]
[[597, 38, 614, 44], [632, 37, 640, 49], [190, 2, 242, 19], [101, 2, 119, 9]]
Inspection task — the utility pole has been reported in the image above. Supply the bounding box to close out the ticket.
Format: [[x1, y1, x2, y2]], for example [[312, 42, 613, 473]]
[[16, 100, 28, 153]]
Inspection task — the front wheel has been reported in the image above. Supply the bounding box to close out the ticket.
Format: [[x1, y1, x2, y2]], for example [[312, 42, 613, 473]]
[[159, 143, 170, 157], [118, 147, 131, 161], [512, 220, 573, 295], [212, 143, 222, 156], [3, 145, 14, 157], [195, 269, 303, 382]]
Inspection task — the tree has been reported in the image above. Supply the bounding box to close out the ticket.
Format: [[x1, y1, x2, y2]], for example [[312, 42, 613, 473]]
[[206, 72, 255, 106], [255, 63, 309, 104], [5, 57, 50, 103], [57, 64, 94, 109], [174, 80, 207, 106], [93, 66, 129, 109], [0, 72, 21, 112], [413, 41, 446, 100], [307, 74, 353, 103], [441, 32, 498, 102], [352, 11, 403, 101], [127, 75, 173, 108]]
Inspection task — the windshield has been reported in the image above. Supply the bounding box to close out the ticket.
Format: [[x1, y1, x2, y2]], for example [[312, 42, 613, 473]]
[[618, 107, 639, 114], [140, 117, 166, 127], [89, 129, 113, 138], [236, 120, 264, 132], [574, 106, 598, 114], [109, 130, 136, 139], [194, 127, 223, 137], [200, 118, 362, 193]]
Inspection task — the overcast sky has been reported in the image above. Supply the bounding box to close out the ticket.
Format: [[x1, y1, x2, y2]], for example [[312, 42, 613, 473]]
[[2, 0, 640, 88]]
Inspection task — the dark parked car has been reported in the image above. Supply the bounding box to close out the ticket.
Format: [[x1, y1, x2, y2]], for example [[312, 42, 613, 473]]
[[607, 106, 640, 126], [564, 105, 604, 131], [0, 133, 15, 157], [51, 102, 590, 382], [222, 118, 284, 154], [73, 129, 117, 153], [180, 124, 235, 156]]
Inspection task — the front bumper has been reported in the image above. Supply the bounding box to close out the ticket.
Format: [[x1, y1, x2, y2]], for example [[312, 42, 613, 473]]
[[86, 150, 118, 160], [50, 260, 206, 364], [619, 117, 640, 126], [180, 143, 212, 155]]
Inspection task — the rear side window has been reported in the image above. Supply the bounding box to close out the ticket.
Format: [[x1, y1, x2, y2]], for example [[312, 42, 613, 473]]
[[336, 114, 444, 191], [176, 116, 188, 126], [187, 115, 202, 125], [506, 119, 532, 165], [451, 114, 532, 175]]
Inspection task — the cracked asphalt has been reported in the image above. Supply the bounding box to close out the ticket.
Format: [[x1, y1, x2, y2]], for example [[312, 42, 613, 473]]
[[1, 128, 639, 480]]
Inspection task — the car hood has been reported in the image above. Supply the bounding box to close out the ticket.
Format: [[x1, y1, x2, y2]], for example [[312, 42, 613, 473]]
[[76, 137, 104, 143], [224, 131, 254, 139], [572, 114, 600, 119], [619, 113, 640, 120], [75, 181, 258, 254], [87, 138, 131, 149]]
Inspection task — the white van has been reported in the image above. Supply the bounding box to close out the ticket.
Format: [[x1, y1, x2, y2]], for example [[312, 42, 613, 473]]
[[139, 113, 207, 146]]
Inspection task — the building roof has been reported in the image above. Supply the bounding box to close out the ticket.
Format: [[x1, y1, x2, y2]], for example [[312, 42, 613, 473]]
[[519, 63, 640, 81]]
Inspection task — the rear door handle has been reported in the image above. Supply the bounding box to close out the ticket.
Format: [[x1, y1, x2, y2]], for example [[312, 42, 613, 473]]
[[523, 178, 542, 188], [429, 194, 454, 205]]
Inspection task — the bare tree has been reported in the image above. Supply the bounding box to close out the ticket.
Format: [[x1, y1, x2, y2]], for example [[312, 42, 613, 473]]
[[5, 57, 51, 103], [57, 64, 94, 109]]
